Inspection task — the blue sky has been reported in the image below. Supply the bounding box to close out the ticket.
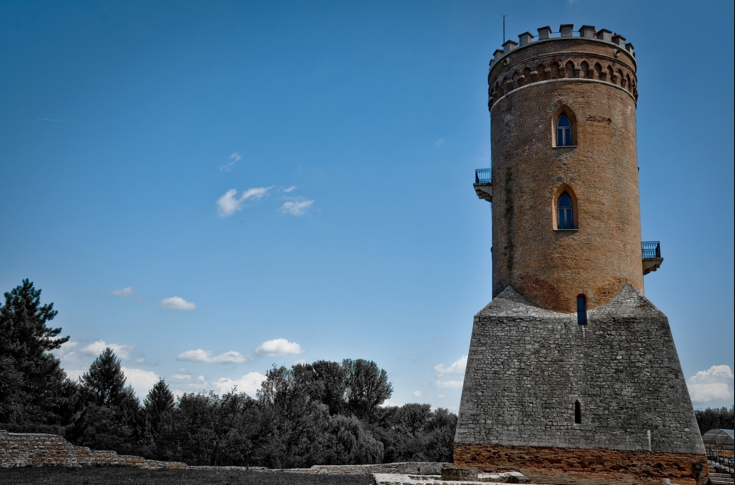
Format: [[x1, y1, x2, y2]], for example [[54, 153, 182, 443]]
[[1, 0, 732, 412]]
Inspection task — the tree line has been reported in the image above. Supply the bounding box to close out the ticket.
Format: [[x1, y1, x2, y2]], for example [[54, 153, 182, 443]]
[[695, 407, 734, 435], [0, 280, 456, 467]]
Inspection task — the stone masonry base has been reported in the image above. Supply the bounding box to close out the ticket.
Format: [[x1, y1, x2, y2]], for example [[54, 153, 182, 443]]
[[454, 444, 709, 485]]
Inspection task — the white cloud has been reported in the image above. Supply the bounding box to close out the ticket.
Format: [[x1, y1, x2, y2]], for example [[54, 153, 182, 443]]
[[293, 358, 308, 366], [283, 186, 297, 193], [170, 373, 209, 396], [412, 390, 423, 398], [169, 373, 193, 383], [176, 349, 252, 364], [64, 369, 85, 381], [80, 340, 136, 360], [190, 375, 209, 387], [438, 394, 445, 399], [687, 365, 734, 404], [212, 372, 267, 396], [54, 341, 79, 362], [278, 199, 314, 216], [255, 338, 304, 356], [434, 355, 467, 377], [405, 355, 419, 362], [436, 380, 463, 389], [220, 152, 242, 171], [433, 138, 445, 147], [111, 287, 134, 296], [122, 367, 159, 399], [159, 296, 196, 311], [217, 190, 240, 216], [434, 355, 467, 389], [217, 187, 272, 217]]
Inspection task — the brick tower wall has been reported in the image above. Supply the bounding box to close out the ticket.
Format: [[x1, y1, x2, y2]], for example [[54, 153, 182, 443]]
[[489, 36, 642, 313]]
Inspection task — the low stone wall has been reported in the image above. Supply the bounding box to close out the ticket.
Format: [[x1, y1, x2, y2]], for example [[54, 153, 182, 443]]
[[1, 429, 447, 475], [293, 462, 446, 475], [0, 430, 186, 469], [454, 443, 709, 485], [190, 462, 448, 475]]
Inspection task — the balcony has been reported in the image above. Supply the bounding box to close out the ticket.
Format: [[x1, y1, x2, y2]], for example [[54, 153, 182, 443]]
[[474, 168, 492, 202], [642, 241, 663, 275], [473, 169, 663, 276]]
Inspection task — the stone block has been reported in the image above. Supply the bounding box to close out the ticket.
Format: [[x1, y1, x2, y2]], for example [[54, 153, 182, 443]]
[[442, 466, 479, 481]]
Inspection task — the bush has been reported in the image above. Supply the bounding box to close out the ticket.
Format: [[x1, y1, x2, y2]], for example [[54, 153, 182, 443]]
[[0, 422, 66, 435]]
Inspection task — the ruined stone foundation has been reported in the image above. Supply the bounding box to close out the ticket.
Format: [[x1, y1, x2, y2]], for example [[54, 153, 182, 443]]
[[454, 284, 707, 484]]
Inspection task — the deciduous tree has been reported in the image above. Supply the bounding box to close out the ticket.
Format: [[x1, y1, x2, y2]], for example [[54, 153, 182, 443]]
[[342, 359, 393, 420], [257, 365, 331, 468]]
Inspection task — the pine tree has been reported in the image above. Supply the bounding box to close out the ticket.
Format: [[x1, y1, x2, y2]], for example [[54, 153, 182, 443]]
[[81, 347, 129, 407], [144, 379, 175, 434], [0, 356, 25, 423], [0, 279, 76, 425], [67, 347, 141, 454]]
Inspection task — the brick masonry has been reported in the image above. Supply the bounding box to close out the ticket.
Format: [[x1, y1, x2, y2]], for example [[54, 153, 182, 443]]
[[488, 34, 642, 313], [454, 444, 708, 485], [488, 37, 638, 109]]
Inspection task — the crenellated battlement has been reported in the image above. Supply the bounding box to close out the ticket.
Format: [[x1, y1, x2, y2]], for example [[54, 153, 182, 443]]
[[487, 24, 638, 110], [490, 24, 634, 67]]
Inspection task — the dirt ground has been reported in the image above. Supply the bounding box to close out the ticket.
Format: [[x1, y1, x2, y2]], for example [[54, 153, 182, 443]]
[[0, 467, 374, 485]]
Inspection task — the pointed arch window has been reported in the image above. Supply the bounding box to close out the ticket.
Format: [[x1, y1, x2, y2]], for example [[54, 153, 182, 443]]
[[557, 113, 572, 146], [558, 192, 574, 229]]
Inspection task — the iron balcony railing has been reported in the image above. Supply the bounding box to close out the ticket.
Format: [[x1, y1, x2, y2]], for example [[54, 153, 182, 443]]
[[642, 241, 661, 259], [707, 451, 734, 475], [475, 168, 491, 184]]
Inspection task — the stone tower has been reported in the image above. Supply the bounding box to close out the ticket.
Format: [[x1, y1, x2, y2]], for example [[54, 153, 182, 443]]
[[456, 25, 707, 484]]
